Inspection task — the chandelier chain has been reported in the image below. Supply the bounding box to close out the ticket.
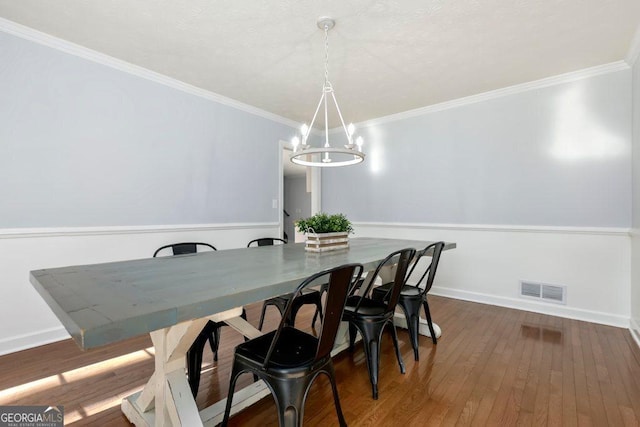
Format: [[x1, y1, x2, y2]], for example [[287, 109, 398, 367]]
[[324, 24, 330, 85]]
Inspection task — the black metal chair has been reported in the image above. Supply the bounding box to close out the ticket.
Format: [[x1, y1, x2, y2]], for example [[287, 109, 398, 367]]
[[222, 263, 364, 427], [247, 237, 287, 247], [250, 238, 324, 331], [153, 242, 247, 397], [372, 241, 445, 361], [313, 275, 366, 326], [342, 247, 416, 399]]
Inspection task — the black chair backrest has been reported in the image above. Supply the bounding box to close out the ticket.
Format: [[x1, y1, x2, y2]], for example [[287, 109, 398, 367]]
[[263, 263, 364, 367], [405, 241, 445, 296], [247, 238, 287, 247], [352, 248, 416, 315], [153, 242, 217, 257]]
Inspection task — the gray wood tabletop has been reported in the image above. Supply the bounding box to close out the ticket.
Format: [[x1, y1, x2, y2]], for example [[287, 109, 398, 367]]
[[30, 238, 455, 350]]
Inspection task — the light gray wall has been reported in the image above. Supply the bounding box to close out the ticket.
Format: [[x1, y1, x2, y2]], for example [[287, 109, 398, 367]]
[[323, 69, 632, 227], [283, 175, 311, 240], [0, 31, 294, 228], [632, 57, 640, 334]]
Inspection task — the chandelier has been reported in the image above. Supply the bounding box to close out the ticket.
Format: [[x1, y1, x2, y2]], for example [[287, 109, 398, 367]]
[[290, 17, 365, 168]]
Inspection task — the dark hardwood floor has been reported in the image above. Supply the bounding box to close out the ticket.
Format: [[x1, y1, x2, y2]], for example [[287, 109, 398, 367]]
[[1, 296, 639, 426]]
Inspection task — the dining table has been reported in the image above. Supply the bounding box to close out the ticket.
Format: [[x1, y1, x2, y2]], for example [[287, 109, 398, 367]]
[[30, 237, 456, 426]]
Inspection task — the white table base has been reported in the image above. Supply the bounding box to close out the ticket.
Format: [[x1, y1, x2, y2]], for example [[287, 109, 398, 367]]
[[121, 307, 270, 427], [393, 313, 442, 339]]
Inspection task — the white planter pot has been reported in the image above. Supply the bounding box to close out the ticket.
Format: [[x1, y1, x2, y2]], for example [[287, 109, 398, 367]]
[[304, 232, 349, 252]]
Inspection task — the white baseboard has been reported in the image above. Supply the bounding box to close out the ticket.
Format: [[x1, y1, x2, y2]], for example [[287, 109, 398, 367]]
[[0, 326, 69, 357], [631, 318, 640, 350], [431, 286, 630, 328]]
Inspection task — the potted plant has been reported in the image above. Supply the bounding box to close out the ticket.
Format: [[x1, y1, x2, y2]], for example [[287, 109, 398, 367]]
[[296, 213, 353, 252]]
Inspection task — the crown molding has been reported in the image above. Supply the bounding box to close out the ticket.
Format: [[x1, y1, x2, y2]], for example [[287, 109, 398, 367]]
[[0, 17, 300, 129], [329, 61, 630, 133], [626, 24, 640, 66]]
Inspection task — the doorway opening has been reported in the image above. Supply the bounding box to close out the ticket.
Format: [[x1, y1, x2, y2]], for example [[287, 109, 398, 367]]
[[279, 141, 321, 243]]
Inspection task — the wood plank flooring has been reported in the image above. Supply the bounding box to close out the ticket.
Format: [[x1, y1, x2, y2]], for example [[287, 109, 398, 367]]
[[1, 296, 639, 426]]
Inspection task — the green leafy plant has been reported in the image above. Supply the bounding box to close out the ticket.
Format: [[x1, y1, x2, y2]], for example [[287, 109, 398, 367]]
[[296, 212, 353, 234]]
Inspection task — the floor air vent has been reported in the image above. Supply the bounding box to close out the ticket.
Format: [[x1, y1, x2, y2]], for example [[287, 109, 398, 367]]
[[519, 281, 566, 305]]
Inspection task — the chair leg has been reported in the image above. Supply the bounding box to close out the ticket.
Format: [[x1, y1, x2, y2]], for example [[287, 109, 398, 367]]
[[423, 300, 437, 344], [399, 298, 423, 361], [221, 360, 242, 427], [267, 374, 309, 427], [348, 322, 357, 352], [352, 320, 385, 399], [186, 334, 208, 397], [325, 363, 348, 427], [258, 302, 269, 330], [286, 300, 303, 328], [212, 324, 222, 362], [387, 320, 406, 374], [311, 287, 327, 327], [409, 313, 420, 361], [311, 296, 324, 329]]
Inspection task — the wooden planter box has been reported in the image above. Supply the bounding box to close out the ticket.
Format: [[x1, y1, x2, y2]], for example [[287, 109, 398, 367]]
[[305, 232, 349, 252]]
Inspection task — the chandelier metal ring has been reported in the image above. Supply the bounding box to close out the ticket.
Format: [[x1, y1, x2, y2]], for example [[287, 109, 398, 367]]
[[290, 147, 365, 167]]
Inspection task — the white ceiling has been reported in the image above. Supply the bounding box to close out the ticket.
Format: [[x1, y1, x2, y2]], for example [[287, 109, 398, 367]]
[[1, 0, 639, 128]]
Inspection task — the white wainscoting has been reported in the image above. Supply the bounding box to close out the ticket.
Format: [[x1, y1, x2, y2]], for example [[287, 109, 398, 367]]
[[354, 222, 631, 328], [0, 223, 280, 356]]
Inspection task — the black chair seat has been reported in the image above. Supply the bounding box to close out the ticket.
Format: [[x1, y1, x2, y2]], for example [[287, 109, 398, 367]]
[[344, 296, 387, 316], [236, 327, 318, 370], [374, 282, 422, 297]]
